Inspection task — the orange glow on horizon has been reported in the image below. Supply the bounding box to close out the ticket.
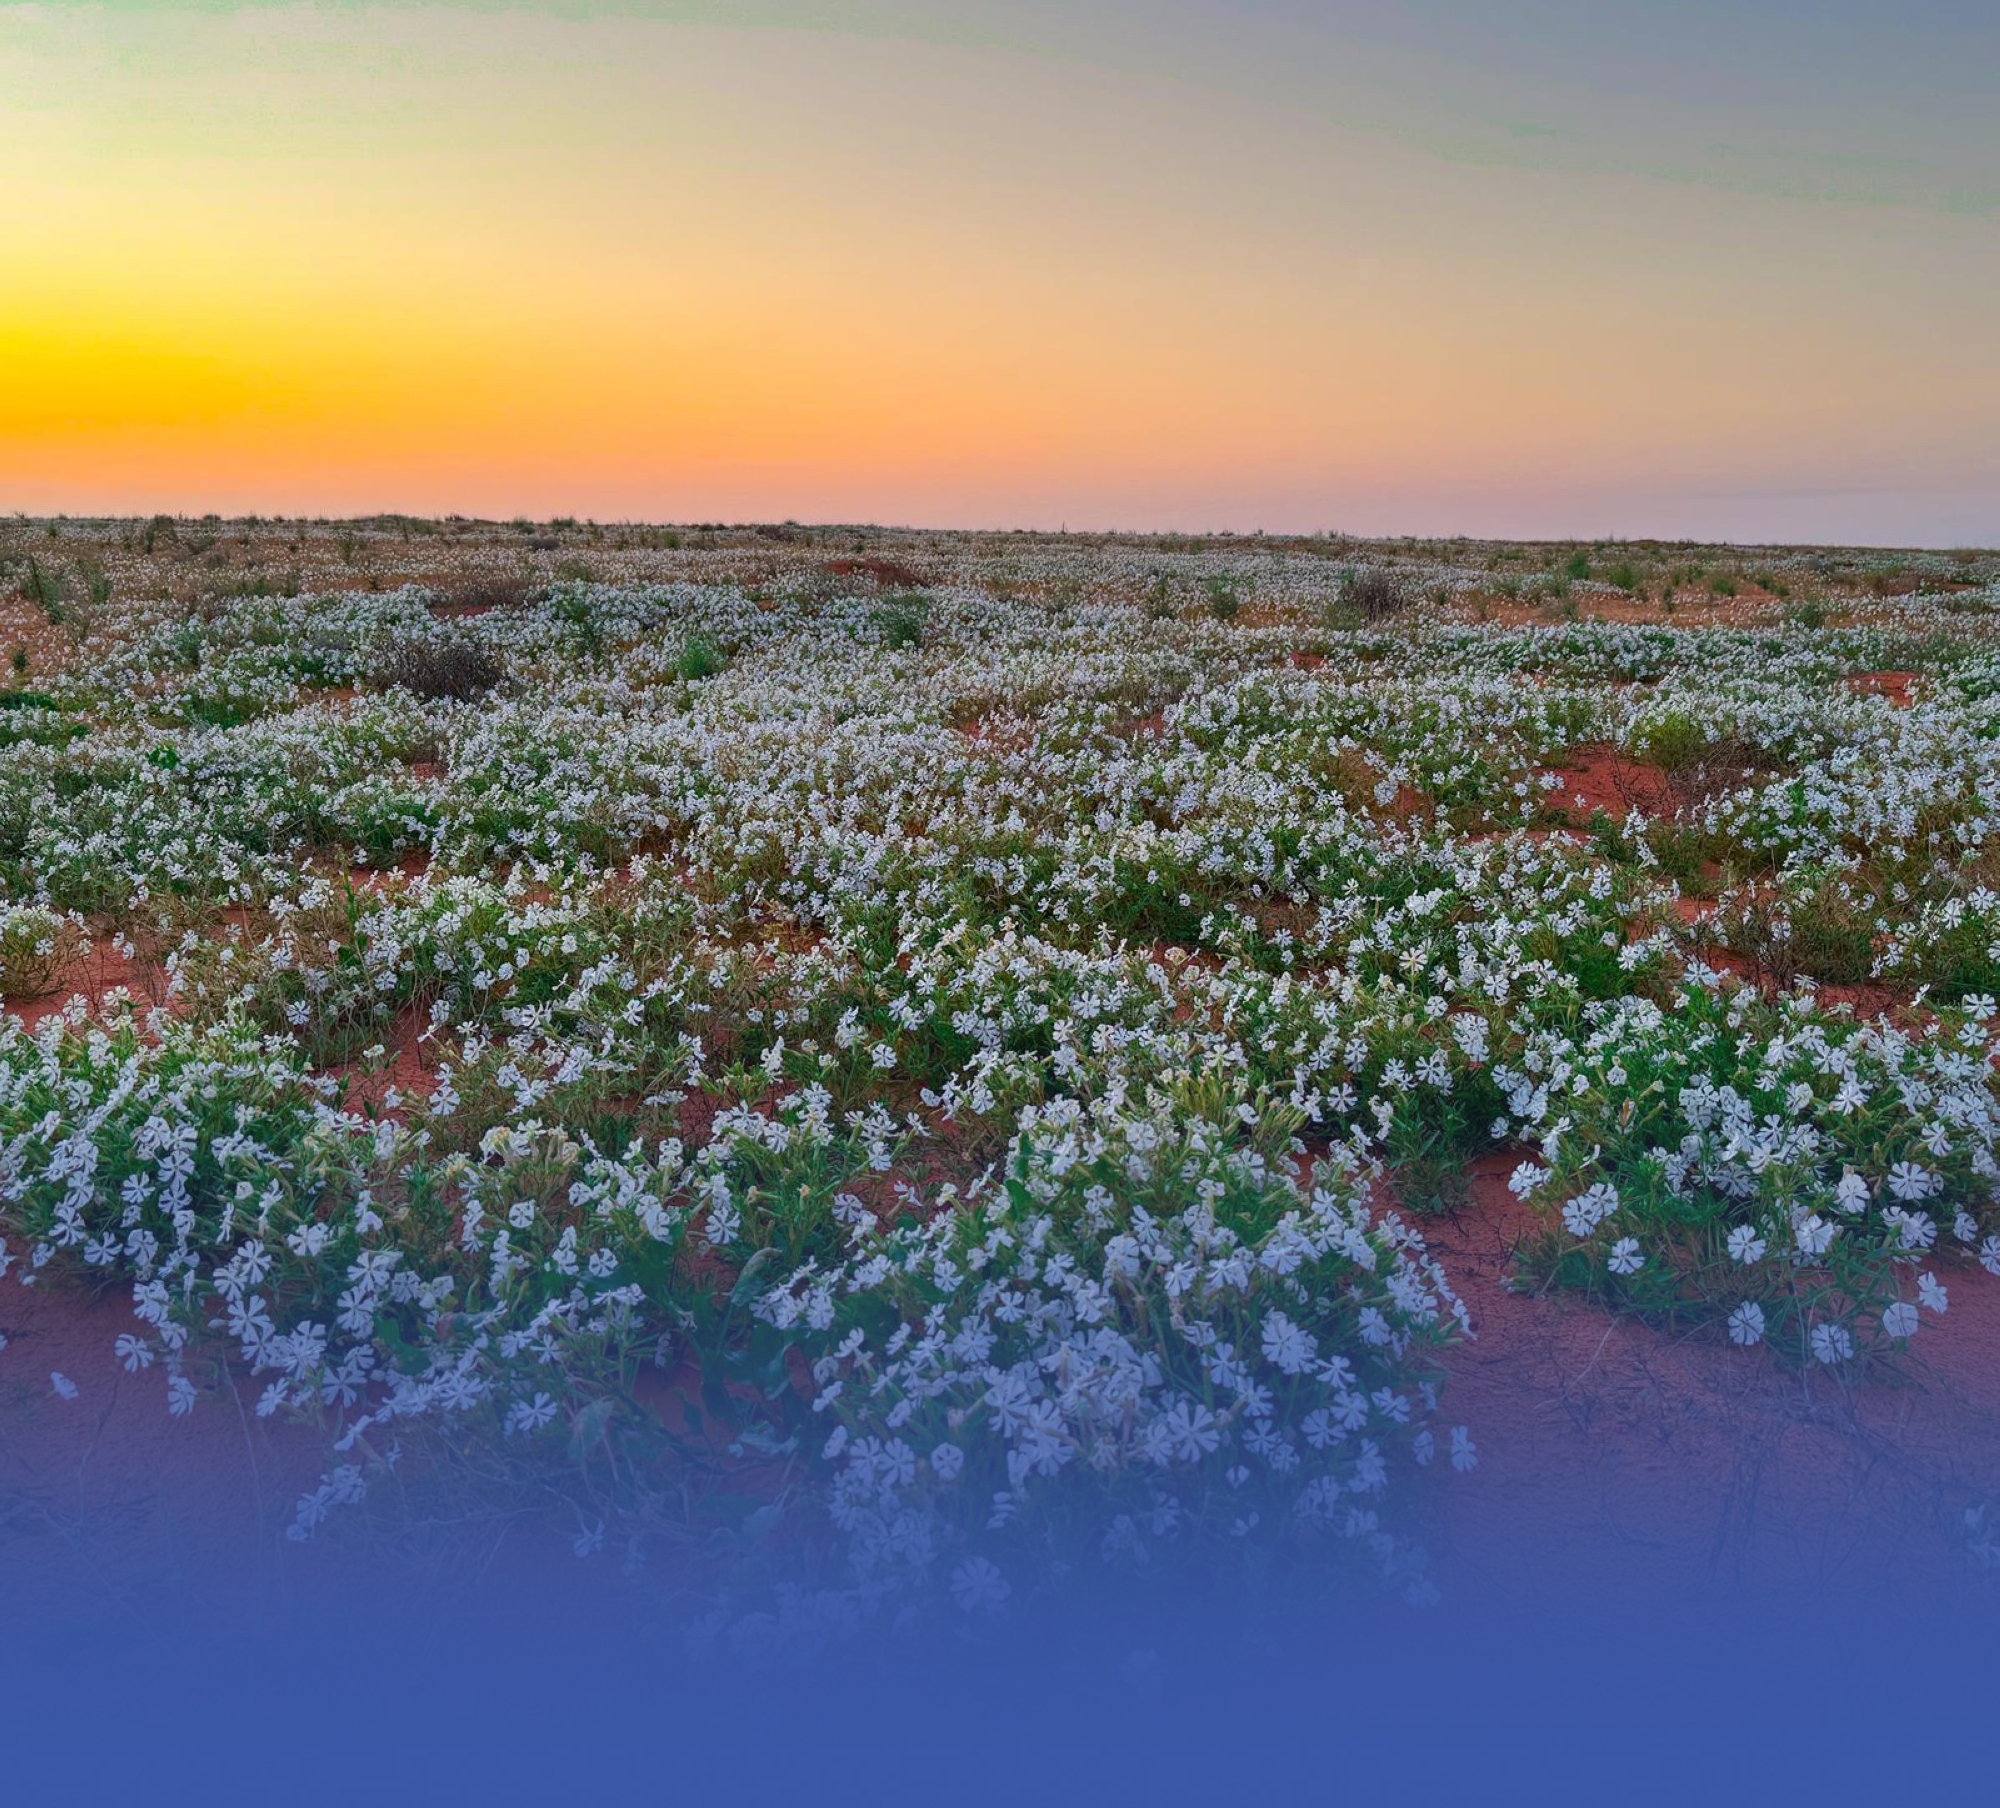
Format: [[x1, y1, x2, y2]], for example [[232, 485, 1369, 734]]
[[2, 7, 1994, 540]]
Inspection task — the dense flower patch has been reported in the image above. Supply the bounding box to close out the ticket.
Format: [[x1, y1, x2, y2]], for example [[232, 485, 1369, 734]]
[[2, 521, 1997, 1625]]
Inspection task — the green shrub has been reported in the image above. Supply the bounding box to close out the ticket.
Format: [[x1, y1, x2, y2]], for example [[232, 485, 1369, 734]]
[[676, 632, 726, 682], [875, 593, 928, 650], [1718, 879, 1874, 989], [1631, 710, 1707, 771], [20, 558, 64, 624]]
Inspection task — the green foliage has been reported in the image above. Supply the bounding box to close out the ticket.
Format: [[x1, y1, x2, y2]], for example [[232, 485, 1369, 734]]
[[676, 632, 726, 682], [20, 557, 65, 623], [1630, 709, 1707, 771], [874, 593, 928, 650]]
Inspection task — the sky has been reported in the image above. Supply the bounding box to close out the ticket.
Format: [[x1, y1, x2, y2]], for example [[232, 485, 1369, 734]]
[[2, 2, 1996, 543]]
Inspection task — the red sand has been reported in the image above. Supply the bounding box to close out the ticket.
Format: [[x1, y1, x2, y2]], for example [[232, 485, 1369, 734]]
[[5, 1146, 1995, 1620], [955, 718, 1030, 752], [344, 848, 435, 892], [1847, 671, 1917, 708], [320, 999, 438, 1121], [1543, 745, 1679, 824], [0, 1278, 331, 1620], [1414, 1151, 2000, 1608], [825, 557, 925, 589]]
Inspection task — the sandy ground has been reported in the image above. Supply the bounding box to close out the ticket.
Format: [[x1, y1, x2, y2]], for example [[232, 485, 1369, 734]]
[[1413, 1152, 2000, 1612], [6, 1150, 1995, 1629]]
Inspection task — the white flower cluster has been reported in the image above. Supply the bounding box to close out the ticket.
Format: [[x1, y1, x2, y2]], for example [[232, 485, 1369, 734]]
[[1502, 983, 1994, 1356], [744, 1094, 1469, 1608]]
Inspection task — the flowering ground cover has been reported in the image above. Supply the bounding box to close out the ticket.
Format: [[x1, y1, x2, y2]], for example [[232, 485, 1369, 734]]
[[3, 516, 1999, 1641]]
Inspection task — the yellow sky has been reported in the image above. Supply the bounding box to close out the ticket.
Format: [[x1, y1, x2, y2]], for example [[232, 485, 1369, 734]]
[[3, 5, 1995, 539]]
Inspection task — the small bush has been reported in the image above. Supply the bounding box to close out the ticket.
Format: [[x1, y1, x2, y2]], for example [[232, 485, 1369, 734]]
[[378, 637, 505, 702], [676, 633, 726, 682], [1789, 889, 1877, 986], [1720, 880, 1874, 989], [1632, 711, 1707, 772], [875, 594, 928, 651], [76, 556, 113, 609], [1204, 576, 1242, 622], [1340, 566, 1411, 622], [1394, 1152, 1474, 1217], [548, 587, 605, 655], [1878, 894, 2000, 1001], [19, 558, 64, 624], [1783, 598, 1827, 631], [0, 905, 84, 1000], [208, 568, 304, 603]]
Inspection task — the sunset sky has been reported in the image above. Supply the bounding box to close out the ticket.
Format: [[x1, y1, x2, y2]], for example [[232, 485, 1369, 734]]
[[4, 2, 1996, 542]]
